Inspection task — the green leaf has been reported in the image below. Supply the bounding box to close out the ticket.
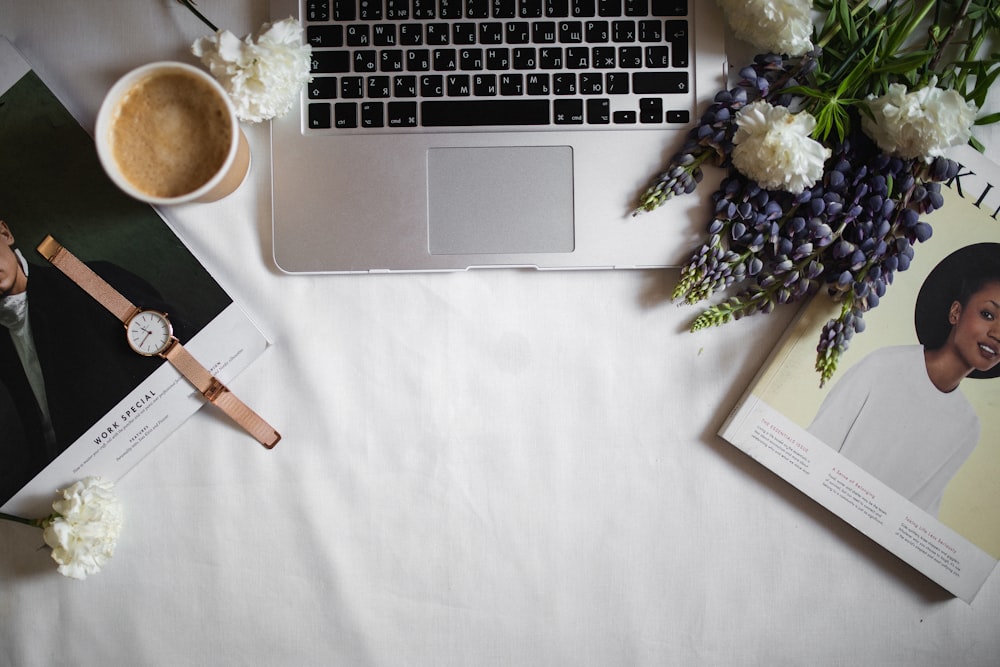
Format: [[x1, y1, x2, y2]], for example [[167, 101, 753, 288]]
[[837, 0, 858, 43], [876, 51, 937, 76], [975, 112, 1000, 125], [968, 65, 1000, 108]]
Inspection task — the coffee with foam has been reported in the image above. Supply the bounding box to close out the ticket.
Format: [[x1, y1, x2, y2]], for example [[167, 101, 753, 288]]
[[109, 70, 233, 199]]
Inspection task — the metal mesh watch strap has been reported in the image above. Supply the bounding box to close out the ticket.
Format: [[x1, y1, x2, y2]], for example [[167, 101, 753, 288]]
[[37, 235, 280, 449], [163, 341, 280, 448], [37, 235, 139, 323]]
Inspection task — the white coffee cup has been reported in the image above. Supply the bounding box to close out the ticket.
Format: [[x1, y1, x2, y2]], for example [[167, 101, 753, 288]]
[[95, 61, 250, 205]]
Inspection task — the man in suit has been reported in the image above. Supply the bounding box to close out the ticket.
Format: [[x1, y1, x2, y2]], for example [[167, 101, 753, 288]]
[[0, 219, 179, 501]]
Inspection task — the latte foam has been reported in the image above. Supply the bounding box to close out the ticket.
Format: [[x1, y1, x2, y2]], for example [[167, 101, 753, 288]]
[[110, 71, 232, 198]]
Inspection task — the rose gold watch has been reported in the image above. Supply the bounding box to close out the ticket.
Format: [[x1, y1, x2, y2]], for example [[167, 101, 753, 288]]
[[37, 235, 280, 449]]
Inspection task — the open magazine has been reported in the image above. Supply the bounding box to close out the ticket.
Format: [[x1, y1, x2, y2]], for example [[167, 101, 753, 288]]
[[0, 38, 272, 517], [720, 143, 1000, 603]]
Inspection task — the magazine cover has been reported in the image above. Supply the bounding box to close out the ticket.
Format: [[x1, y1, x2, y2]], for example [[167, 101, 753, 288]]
[[0, 38, 271, 517], [720, 143, 1000, 603]]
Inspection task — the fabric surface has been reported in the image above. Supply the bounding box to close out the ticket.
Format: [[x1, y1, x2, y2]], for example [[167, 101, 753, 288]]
[[1, 3, 999, 666]]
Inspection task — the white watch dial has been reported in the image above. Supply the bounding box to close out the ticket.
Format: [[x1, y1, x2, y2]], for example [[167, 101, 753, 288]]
[[126, 310, 173, 356]]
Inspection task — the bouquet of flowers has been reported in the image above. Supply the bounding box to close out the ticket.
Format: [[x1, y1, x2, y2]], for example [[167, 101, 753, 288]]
[[635, 0, 1000, 385]]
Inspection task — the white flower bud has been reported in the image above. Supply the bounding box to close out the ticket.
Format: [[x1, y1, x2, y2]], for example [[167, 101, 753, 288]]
[[862, 79, 978, 161], [716, 0, 814, 57], [192, 18, 313, 124], [731, 101, 831, 194], [42, 477, 123, 580]]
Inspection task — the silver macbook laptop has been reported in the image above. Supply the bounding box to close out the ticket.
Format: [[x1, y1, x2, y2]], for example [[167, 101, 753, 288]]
[[269, 0, 726, 273]]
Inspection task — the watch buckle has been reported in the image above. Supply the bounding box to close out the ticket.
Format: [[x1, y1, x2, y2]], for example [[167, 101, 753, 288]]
[[204, 377, 228, 402]]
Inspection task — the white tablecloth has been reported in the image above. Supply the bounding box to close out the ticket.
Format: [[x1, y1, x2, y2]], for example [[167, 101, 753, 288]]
[[2, 3, 998, 665]]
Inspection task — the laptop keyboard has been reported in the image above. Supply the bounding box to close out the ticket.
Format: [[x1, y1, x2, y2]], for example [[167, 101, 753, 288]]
[[302, 0, 693, 132]]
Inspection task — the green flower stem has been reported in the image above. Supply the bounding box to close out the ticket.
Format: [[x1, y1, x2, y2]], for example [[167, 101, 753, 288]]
[[689, 288, 769, 331], [927, 0, 974, 73], [176, 0, 219, 32], [952, 24, 984, 93], [0, 511, 44, 528]]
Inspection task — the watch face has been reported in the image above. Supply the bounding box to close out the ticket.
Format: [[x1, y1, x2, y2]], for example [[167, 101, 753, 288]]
[[126, 310, 173, 356]]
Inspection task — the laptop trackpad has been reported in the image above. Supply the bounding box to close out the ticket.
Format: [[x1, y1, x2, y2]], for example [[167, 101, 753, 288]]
[[427, 146, 575, 256]]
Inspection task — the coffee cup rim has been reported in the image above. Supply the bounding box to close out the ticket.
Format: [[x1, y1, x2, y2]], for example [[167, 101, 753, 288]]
[[95, 61, 242, 206]]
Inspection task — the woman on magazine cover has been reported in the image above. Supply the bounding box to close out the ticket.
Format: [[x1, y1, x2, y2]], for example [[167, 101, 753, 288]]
[[808, 243, 1000, 517]]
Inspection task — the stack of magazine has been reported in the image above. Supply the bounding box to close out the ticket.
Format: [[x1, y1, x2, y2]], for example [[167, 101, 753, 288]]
[[721, 143, 1000, 602], [0, 37, 271, 518]]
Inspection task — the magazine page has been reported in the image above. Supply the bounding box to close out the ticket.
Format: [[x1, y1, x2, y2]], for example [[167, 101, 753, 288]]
[[0, 38, 270, 517], [720, 144, 1000, 603]]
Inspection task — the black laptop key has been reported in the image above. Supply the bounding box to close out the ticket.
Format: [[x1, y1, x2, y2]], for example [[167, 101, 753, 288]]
[[308, 77, 339, 99], [421, 99, 550, 125], [597, 0, 621, 16], [553, 98, 584, 123], [373, 24, 397, 46], [309, 103, 332, 128], [546, 0, 570, 17], [637, 19, 661, 42], [361, 102, 385, 127], [307, 25, 344, 48], [400, 24, 424, 44], [341, 76, 364, 98], [334, 102, 358, 128], [639, 96, 662, 123], [559, 21, 584, 42], [386, 0, 409, 18], [666, 109, 690, 123], [645, 46, 670, 68], [426, 23, 451, 44], [307, 0, 331, 21], [571, 0, 596, 17], [480, 22, 504, 44], [388, 101, 419, 126], [312, 51, 351, 74], [622, 0, 647, 16], [493, 0, 517, 18], [650, 0, 685, 16], [520, 0, 544, 18], [632, 71, 687, 94], [332, 0, 356, 20], [467, 0, 490, 18], [439, 0, 462, 18], [665, 20, 688, 68], [586, 98, 610, 123], [413, 0, 436, 18], [506, 21, 532, 43], [605, 71, 628, 93], [453, 22, 479, 44], [447, 74, 472, 95]]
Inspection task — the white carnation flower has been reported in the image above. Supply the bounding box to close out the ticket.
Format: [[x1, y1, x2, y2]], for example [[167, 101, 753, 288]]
[[732, 101, 831, 194], [861, 79, 977, 161], [42, 477, 124, 580], [192, 17, 313, 123], [716, 0, 814, 57]]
